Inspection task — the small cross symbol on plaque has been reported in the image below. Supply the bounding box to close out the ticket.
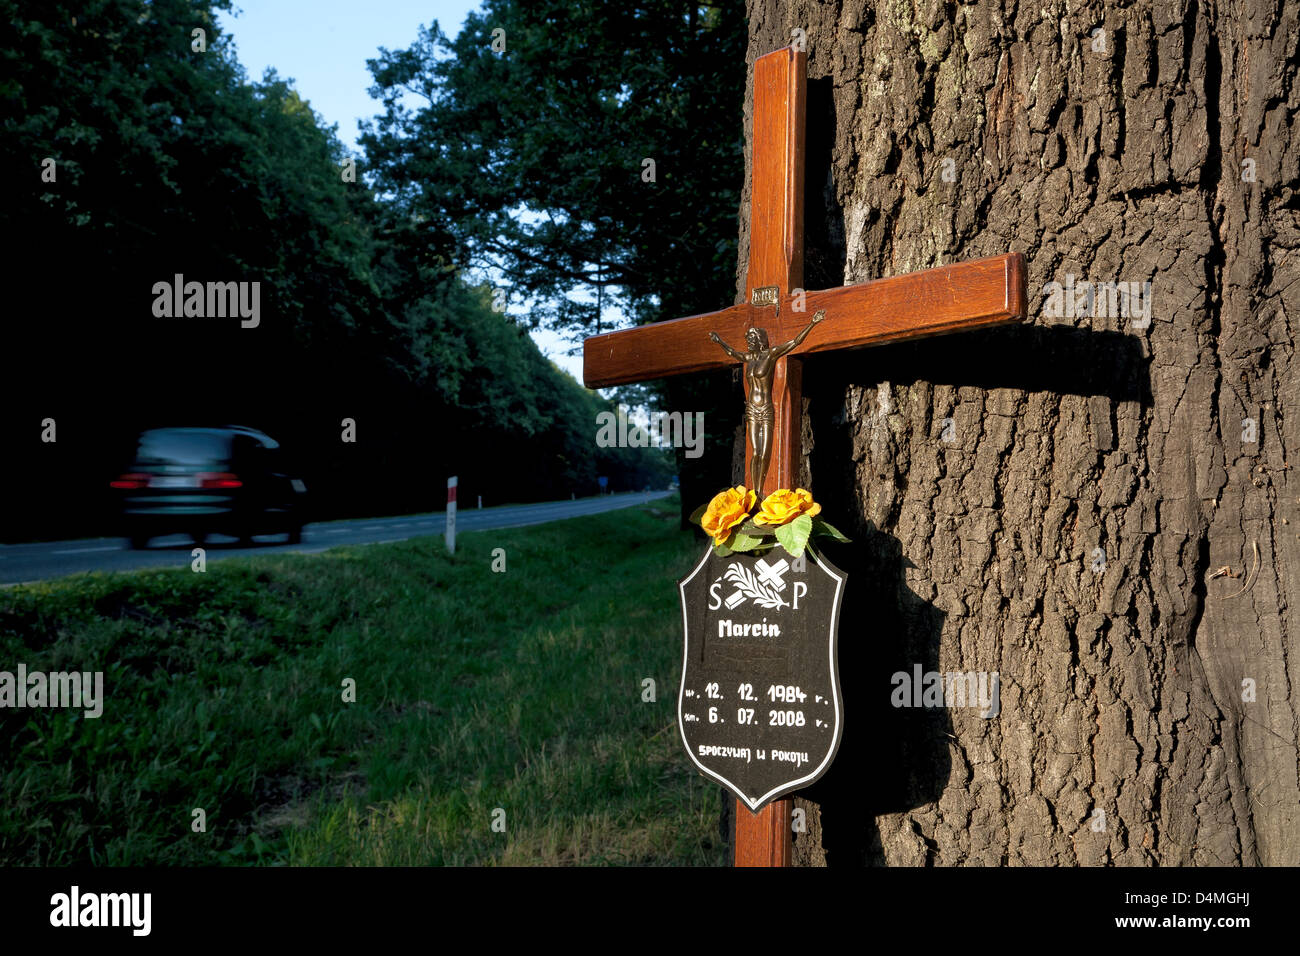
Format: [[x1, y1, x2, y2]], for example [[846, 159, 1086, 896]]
[[754, 557, 789, 591]]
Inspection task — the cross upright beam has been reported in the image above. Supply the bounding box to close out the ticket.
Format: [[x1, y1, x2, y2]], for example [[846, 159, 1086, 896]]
[[732, 46, 804, 866], [745, 47, 806, 499]]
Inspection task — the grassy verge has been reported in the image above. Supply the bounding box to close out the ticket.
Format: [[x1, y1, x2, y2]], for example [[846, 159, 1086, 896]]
[[0, 496, 727, 866]]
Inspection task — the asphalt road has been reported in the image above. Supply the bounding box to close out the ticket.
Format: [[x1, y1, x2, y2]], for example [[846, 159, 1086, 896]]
[[0, 491, 674, 586]]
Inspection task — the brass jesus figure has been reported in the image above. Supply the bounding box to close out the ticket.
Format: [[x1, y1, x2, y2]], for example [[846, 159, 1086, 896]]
[[709, 309, 825, 495]]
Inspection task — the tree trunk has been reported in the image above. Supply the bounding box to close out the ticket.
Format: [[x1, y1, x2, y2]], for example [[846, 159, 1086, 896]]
[[736, 0, 1300, 865]]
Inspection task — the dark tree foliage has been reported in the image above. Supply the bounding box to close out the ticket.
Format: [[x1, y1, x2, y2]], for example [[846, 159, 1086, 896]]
[[360, 1, 750, 520], [1, 0, 669, 542], [361, 0, 746, 327]]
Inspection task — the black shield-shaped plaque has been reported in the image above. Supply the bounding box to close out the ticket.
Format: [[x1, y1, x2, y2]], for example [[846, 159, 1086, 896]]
[[677, 543, 845, 812]]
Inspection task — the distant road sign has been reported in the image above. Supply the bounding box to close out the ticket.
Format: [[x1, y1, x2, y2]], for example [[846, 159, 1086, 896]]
[[445, 476, 457, 553]]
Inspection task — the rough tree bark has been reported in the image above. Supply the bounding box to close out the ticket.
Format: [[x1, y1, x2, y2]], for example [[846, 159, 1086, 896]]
[[733, 0, 1300, 865]]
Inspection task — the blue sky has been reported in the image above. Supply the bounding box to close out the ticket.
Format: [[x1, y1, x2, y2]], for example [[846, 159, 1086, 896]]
[[217, 1, 589, 382], [217, 1, 475, 153]]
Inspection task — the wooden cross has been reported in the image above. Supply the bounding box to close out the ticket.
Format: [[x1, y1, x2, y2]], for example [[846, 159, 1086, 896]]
[[582, 47, 1027, 867]]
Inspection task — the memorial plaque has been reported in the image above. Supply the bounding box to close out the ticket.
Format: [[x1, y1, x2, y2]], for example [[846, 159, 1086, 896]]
[[677, 543, 845, 811]]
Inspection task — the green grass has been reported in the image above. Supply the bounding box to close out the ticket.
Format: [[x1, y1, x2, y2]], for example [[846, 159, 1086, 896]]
[[0, 496, 728, 866]]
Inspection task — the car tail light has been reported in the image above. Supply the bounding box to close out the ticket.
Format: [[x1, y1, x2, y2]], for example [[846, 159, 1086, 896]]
[[110, 473, 150, 489], [199, 472, 243, 489]]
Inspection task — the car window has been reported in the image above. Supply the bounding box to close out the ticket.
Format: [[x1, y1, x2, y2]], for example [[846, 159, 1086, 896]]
[[135, 430, 231, 466]]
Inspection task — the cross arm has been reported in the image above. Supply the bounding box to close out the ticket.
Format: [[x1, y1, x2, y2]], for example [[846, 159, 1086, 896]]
[[771, 252, 1028, 355], [581, 252, 1026, 389], [582, 303, 756, 388]]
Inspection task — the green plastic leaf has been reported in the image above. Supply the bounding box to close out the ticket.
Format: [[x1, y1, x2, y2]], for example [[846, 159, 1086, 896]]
[[688, 502, 709, 525], [737, 518, 777, 537], [773, 523, 797, 555], [712, 538, 734, 556], [790, 513, 814, 552], [773, 514, 812, 557], [812, 518, 851, 542], [729, 532, 763, 552]]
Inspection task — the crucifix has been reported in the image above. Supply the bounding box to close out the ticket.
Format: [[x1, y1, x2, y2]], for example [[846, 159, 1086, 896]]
[[582, 47, 1027, 867]]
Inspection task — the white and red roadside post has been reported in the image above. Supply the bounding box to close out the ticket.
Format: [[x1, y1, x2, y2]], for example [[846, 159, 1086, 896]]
[[445, 476, 457, 554]]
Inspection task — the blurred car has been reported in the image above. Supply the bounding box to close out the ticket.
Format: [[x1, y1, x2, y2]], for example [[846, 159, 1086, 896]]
[[111, 426, 307, 548]]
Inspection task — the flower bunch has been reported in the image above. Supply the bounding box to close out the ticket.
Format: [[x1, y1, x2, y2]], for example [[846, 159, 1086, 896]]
[[690, 486, 849, 558]]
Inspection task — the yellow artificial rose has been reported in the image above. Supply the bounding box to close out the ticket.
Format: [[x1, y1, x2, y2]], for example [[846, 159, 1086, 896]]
[[701, 486, 756, 545], [753, 488, 822, 526]]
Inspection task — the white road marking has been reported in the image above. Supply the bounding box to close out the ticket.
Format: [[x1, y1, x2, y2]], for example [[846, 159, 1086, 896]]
[[324, 528, 353, 534], [51, 546, 118, 555]]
